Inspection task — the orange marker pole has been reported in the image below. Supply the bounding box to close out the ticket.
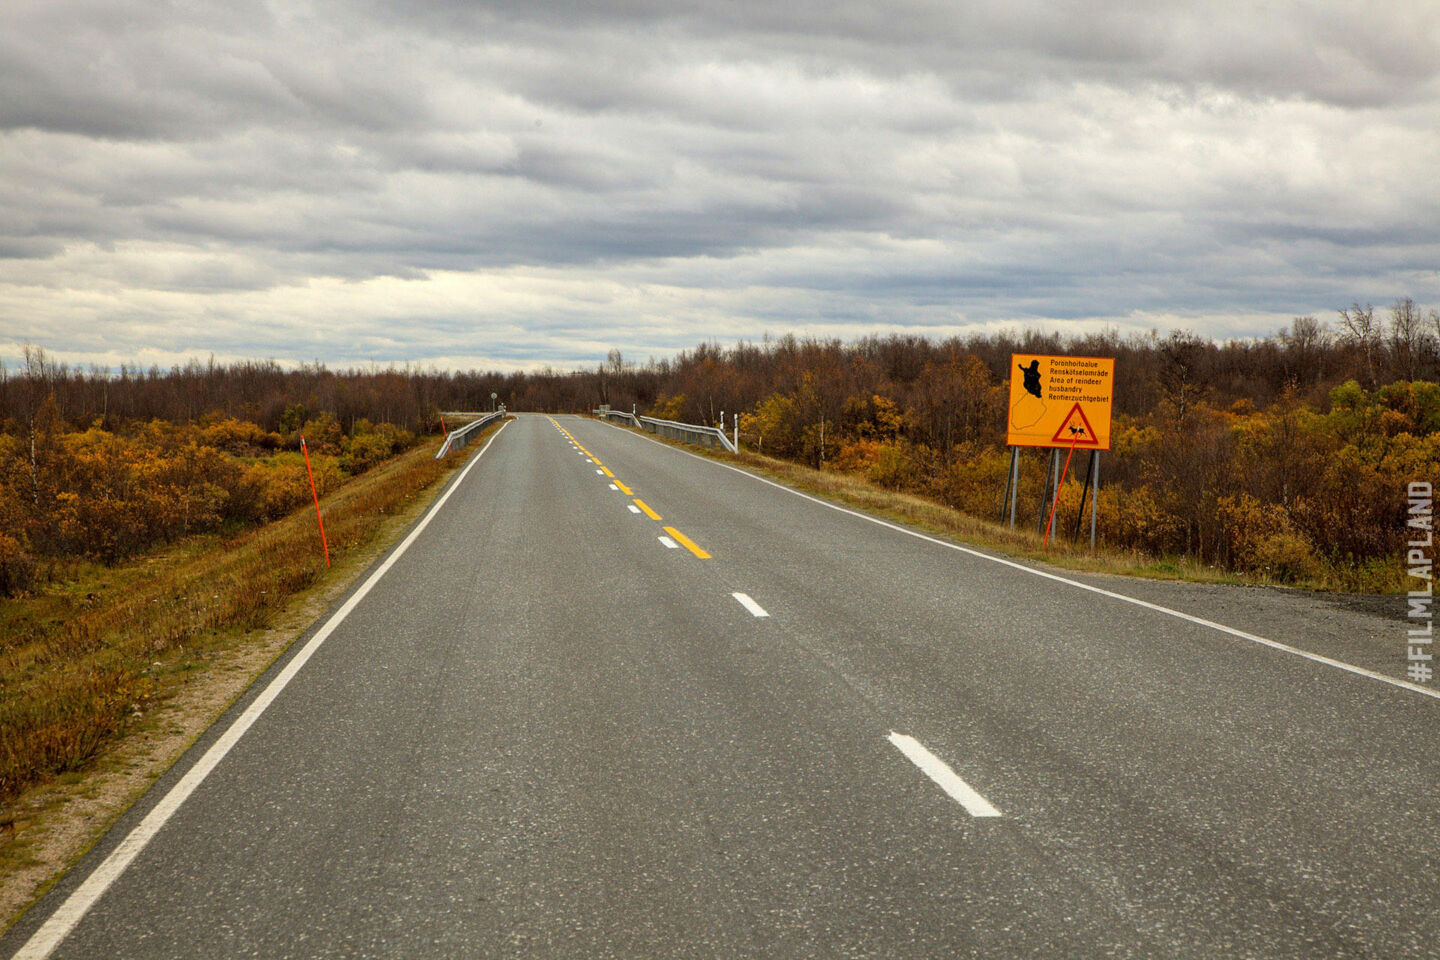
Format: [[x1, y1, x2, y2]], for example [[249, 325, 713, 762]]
[[301, 435, 331, 567], [1043, 437, 1081, 548], [440, 415, 448, 437]]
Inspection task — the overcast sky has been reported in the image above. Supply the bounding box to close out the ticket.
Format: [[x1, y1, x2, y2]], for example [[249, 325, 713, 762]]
[[2, 0, 1438, 372]]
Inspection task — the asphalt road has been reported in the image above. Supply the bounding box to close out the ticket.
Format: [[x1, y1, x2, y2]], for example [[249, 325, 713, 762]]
[[5, 413, 1439, 959]]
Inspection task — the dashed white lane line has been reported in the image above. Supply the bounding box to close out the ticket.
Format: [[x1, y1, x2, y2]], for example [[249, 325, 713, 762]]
[[609, 484, 619, 491], [732, 592, 769, 618], [659, 536, 679, 549], [595, 469, 604, 474], [628, 505, 642, 514], [887, 732, 1002, 818]]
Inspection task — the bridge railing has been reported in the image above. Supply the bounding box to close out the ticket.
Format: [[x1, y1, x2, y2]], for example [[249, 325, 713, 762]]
[[593, 407, 738, 453], [637, 415, 737, 454], [594, 408, 640, 427], [435, 410, 506, 459]]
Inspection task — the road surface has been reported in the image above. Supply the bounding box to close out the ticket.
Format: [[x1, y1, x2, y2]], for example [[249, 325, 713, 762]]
[[5, 413, 1438, 958]]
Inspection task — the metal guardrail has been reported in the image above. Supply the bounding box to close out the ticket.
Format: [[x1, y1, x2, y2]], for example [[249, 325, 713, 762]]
[[593, 407, 738, 453], [594, 408, 640, 427], [637, 415, 738, 454], [435, 410, 505, 459]]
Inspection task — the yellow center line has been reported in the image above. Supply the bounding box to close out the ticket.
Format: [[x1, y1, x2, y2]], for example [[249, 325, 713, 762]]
[[664, 526, 712, 559], [547, 420, 709, 560]]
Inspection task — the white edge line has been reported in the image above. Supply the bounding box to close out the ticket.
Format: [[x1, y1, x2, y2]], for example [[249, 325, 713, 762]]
[[659, 536, 679, 549], [11, 421, 513, 960], [888, 732, 1002, 818], [599, 419, 1440, 703], [732, 592, 770, 618]]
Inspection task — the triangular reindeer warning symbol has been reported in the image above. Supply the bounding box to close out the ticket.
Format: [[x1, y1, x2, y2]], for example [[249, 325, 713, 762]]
[[1051, 402, 1100, 446]]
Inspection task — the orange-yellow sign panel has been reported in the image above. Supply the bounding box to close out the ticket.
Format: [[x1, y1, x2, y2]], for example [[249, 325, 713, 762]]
[[1007, 354, 1114, 450]]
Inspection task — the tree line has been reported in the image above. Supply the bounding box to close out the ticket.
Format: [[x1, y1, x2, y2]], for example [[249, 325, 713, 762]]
[[4, 296, 1438, 589]]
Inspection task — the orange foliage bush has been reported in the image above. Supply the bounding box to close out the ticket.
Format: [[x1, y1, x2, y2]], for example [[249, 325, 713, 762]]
[[0, 407, 421, 594]]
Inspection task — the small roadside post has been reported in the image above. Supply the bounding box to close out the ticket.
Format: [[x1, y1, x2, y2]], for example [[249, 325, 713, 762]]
[[300, 435, 331, 568]]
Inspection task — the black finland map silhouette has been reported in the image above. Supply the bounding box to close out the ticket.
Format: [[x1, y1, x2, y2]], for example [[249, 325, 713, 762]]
[[1011, 359, 1047, 429]]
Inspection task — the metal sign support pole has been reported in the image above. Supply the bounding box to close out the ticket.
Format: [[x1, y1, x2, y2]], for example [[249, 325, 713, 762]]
[[1002, 446, 1017, 526], [1071, 449, 1095, 544], [1010, 447, 1021, 529], [1090, 452, 1100, 550]]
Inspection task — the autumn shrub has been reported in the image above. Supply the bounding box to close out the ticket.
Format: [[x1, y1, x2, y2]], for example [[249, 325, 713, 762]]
[[293, 412, 344, 454], [199, 417, 282, 455], [0, 533, 36, 597], [650, 393, 687, 421], [863, 442, 917, 490], [340, 422, 413, 474], [1095, 485, 1183, 554], [240, 454, 344, 522], [1253, 530, 1322, 582], [1215, 493, 1321, 581], [830, 438, 876, 473], [740, 393, 803, 457], [0, 408, 420, 575], [936, 444, 1013, 516]]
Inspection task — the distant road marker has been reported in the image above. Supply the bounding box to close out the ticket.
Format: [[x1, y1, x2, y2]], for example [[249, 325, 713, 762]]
[[609, 484, 619, 491], [887, 732, 1002, 818], [659, 536, 679, 549], [733, 593, 769, 617], [628, 505, 641, 514]]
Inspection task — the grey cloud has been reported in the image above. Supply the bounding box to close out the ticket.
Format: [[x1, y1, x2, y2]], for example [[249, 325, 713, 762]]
[[1, 0, 1437, 371], [378, 0, 1440, 107]]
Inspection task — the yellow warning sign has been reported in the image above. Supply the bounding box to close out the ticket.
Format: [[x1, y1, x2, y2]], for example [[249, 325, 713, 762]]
[[1007, 354, 1115, 449]]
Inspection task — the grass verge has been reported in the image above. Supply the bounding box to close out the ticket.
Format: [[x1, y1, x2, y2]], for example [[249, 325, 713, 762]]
[[0, 422, 502, 930]]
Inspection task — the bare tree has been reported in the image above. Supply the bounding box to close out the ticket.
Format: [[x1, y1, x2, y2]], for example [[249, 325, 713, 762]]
[[1279, 316, 1329, 385], [1337, 303, 1381, 386], [1387, 298, 1427, 381], [1158, 330, 1207, 421]]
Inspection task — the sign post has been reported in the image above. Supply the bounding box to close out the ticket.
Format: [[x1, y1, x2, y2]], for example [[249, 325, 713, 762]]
[[1006, 355, 1115, 548]]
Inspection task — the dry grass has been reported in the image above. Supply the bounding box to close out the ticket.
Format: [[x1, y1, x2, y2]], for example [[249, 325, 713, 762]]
[[0, 431, 485, 807]]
